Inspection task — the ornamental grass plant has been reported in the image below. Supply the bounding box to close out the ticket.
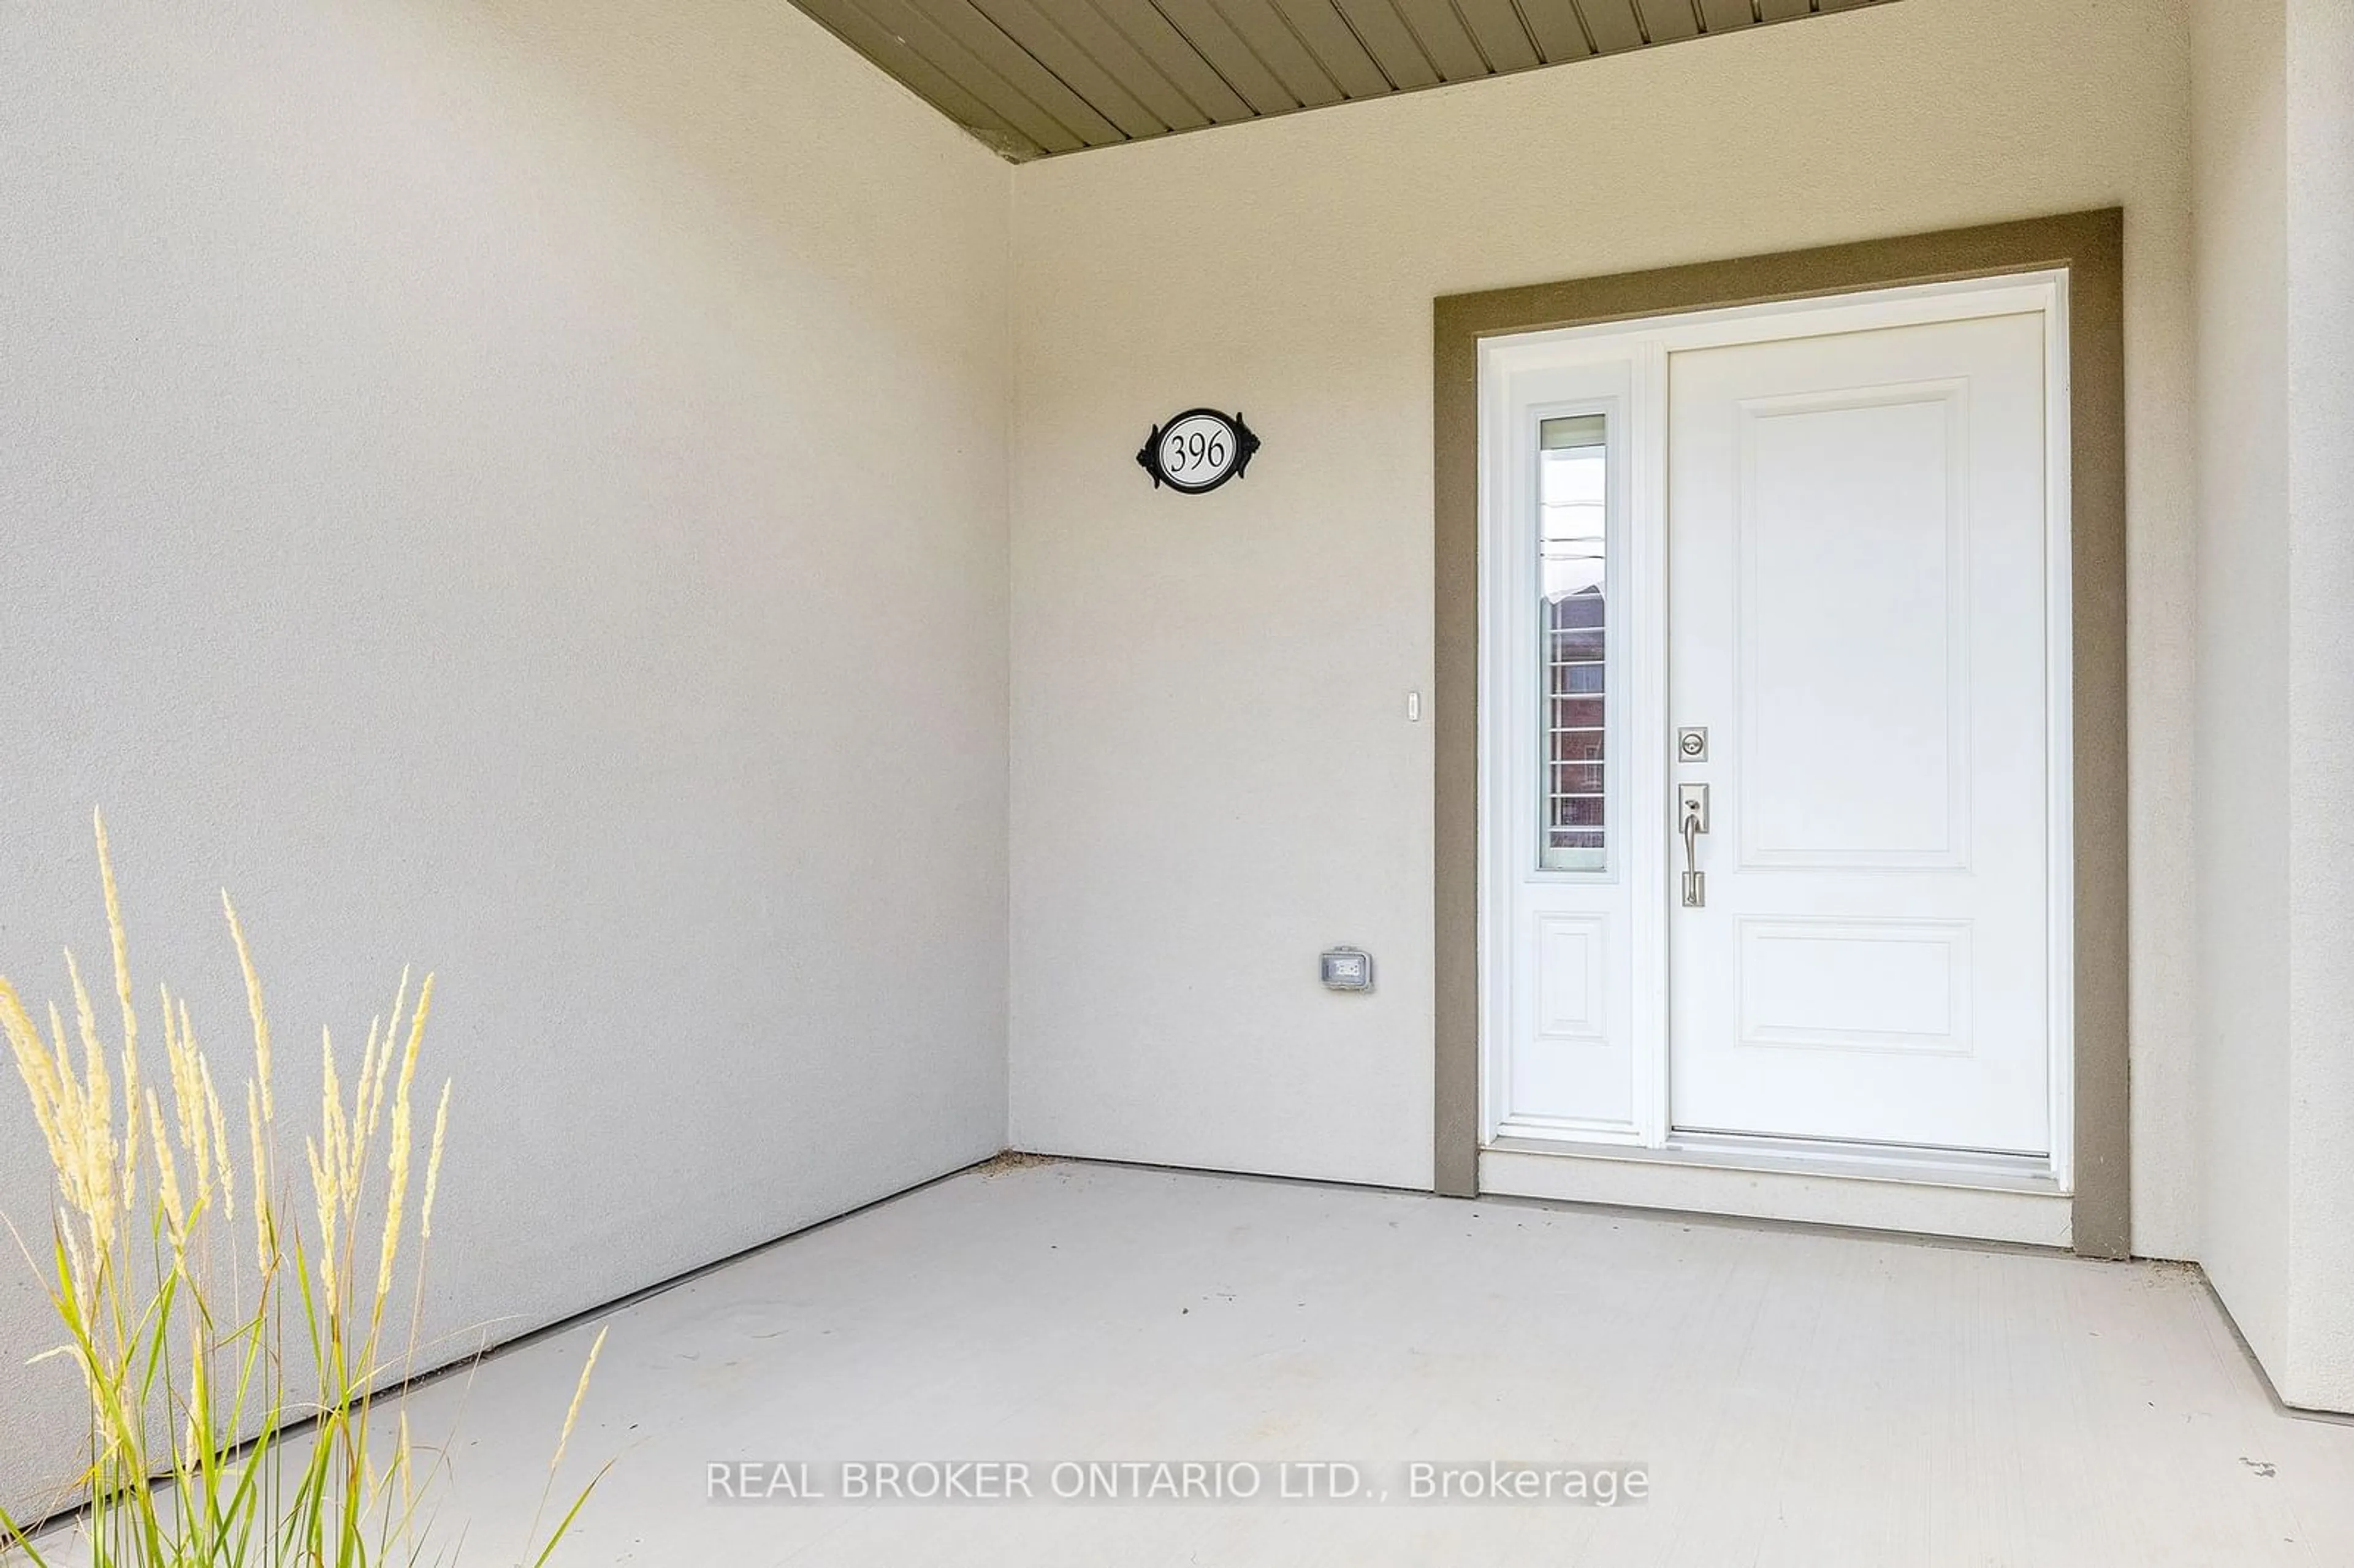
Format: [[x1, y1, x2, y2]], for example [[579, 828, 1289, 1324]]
[[0, 812, 607, 1566]]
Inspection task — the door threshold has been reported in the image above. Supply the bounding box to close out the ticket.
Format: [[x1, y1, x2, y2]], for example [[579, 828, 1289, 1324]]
[[1486, 1130, 2065, 1194], [1480, 1135, 2072, 1247]]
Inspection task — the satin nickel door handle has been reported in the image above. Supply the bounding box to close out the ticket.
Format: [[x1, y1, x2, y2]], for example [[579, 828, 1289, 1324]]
[[1679, 783, 1709, 908]]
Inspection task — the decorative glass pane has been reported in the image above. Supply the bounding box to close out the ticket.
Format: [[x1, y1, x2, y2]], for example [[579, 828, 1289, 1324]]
[[1539, 414, 1607, 872]]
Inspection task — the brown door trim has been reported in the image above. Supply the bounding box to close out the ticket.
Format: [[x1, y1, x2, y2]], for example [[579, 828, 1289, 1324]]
[[1431, 209, 2130, 1258]]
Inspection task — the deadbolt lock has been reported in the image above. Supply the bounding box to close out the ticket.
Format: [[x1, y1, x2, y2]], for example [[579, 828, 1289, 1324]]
[[1677, 726, 1708, 762]]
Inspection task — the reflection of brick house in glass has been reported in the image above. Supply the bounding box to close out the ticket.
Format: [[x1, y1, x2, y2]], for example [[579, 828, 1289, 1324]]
[[1544, 585, 1605, 866]]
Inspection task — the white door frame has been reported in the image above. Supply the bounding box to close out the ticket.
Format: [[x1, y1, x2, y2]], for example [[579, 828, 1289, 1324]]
[[1474, 272, 2076, 1196]]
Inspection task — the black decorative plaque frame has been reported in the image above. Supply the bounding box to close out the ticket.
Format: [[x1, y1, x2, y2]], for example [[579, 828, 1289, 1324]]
[[1137, 408, 1260, 494]]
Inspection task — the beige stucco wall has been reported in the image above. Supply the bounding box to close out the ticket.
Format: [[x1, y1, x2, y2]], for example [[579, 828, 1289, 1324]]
[[2280, 0, 2354, 1416], [2193, 0, 2293, 1393], [2196, 0, 2354, 1415], [1008, 0, 2201, 1255], [0, 0, 1012, 1518]]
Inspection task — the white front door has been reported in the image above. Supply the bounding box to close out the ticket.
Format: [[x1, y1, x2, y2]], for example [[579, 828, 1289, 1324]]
[[1665, 313, 2052, 1155], [1481, 277, 2068, 1176]]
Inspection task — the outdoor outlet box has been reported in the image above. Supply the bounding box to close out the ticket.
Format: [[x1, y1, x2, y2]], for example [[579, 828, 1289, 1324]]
[[1320, 948, 1374, 992]]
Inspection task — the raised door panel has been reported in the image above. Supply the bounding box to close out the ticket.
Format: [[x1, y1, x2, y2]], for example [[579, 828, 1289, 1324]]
[[1737, 384, 1970, 869]]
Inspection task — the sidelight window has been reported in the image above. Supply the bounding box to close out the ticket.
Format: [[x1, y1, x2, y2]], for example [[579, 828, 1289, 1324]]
[[1538, 413, 1608, 872]]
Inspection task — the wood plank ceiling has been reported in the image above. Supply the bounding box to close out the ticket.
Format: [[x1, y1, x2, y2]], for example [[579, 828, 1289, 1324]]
[[789, 0, 1895, 159]]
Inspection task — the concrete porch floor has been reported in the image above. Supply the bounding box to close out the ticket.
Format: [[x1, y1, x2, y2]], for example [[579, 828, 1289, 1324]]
[[398, 1160, 2354, 1566]]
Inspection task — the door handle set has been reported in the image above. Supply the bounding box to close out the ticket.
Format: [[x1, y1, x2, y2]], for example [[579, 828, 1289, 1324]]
[[1678, 783, 1709, 908]]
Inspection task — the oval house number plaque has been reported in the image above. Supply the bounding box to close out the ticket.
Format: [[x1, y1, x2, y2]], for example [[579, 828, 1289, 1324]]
[[1138, 408, 1260, 494]]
